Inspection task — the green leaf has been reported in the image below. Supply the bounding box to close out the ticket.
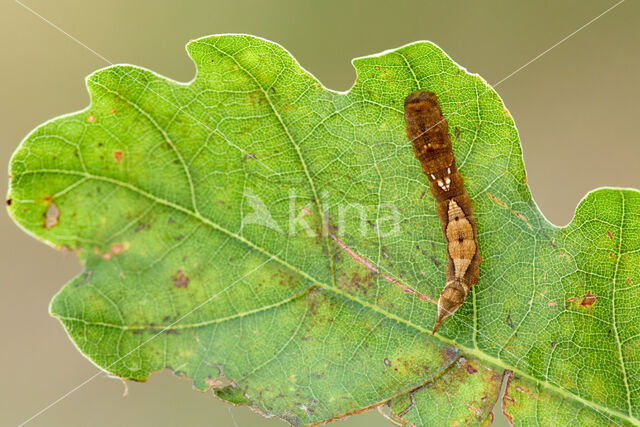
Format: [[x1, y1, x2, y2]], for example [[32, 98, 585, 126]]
[[387, 357, 502, 425], [7, 35, 640, 426]]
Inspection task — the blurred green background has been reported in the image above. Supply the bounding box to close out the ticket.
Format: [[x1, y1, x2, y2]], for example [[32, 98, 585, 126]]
[[1, 1, 638, 426]]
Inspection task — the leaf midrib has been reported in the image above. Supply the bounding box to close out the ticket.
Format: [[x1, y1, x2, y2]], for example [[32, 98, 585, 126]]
[[21, 168, 639, 426]]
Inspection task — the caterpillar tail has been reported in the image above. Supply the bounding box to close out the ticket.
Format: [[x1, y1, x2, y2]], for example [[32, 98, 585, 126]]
[[432, 279, 470, 334]]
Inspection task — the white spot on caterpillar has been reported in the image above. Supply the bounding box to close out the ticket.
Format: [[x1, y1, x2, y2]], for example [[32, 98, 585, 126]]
[[437, 179, 451, 191]]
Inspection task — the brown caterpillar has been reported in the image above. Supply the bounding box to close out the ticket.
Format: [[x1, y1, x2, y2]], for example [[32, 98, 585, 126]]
[[404, 91, 481, 333]]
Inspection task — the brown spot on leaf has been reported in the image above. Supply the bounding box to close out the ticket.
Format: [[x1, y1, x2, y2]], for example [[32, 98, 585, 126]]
[[344, 272, 376, 295], [609, 252, 614, 259], [114, 150, 123, 163], [606, 229, 613, 240], [6, 198, 12, 206], [567, 297, 578, 303], [111, 108, 118, 114], [87, 115, 95, 122], [512, 210, 527, 222], [440, 345, 460, 363], [111, 243, 125, 255], [173, 270, 189, 288], [548, 300, 557, 307], [627, 277, 633, 285], [466, 364, 478, 374], [44, 201, 60, 229], [300, 205, 312, 216], [100, 242, 129, 260], [205, 375, 233, 389], [487, 192, 507, 208], [487, 193, 530, 225], [580, 290, 596, 307]]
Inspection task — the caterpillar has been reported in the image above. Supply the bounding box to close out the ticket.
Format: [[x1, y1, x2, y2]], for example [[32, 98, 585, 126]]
[[404, 91, 481, 333]]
